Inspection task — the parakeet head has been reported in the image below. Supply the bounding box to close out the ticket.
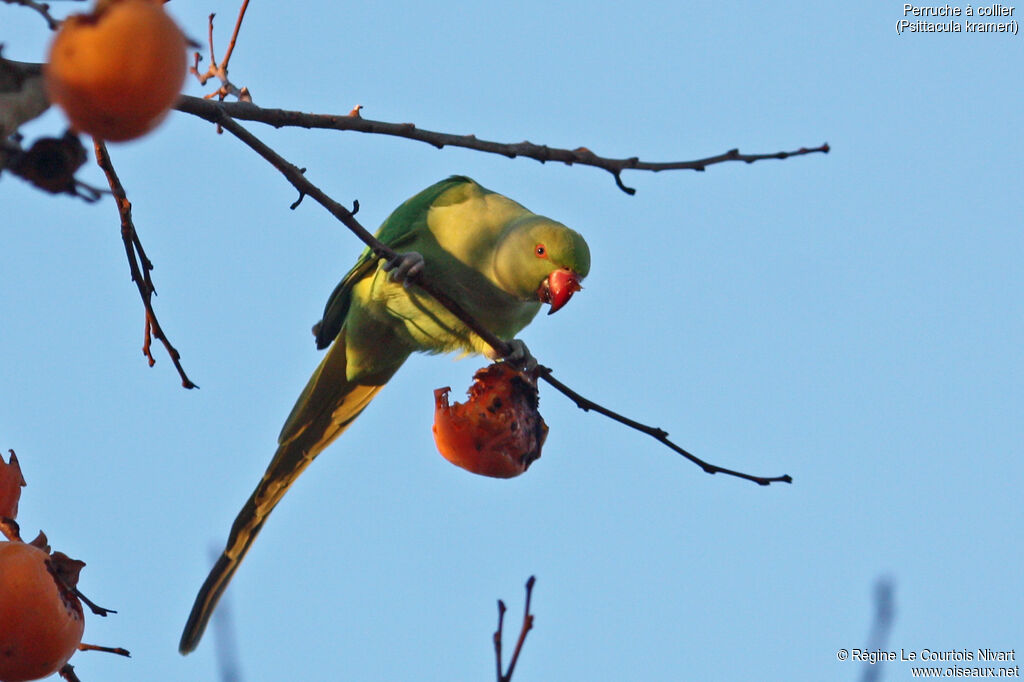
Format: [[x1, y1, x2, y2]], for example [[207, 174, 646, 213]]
[[493, 215, 591, 314]]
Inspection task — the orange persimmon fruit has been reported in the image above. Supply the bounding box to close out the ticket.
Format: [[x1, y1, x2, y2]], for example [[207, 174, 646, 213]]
[[0, 541, 85, 682], [432, 363, 548, 478], [44, 0, 187, 142], [0, 452, 24, 521]]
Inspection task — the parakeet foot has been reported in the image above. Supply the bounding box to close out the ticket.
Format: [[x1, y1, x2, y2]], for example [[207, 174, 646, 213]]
[[500, 339, 538, 372], [383, 251, 425, 286]]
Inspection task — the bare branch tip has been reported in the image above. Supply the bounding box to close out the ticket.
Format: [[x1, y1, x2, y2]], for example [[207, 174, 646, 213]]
[[77, 643, 131, 658], [612, 172, 637, 195]]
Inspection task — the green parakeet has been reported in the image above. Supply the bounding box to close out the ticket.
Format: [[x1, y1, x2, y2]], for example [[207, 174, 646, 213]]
[[179, 176, 591, 653]]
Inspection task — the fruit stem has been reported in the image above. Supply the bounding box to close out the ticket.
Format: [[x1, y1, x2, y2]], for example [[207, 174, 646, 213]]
[[72, 586, 118, 617], [78, 642, 131, 658], [0, 516, 21, 541]]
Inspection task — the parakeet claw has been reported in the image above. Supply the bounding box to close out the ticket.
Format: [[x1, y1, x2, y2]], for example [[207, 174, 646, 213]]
[[501, 339, 538, 372], [383, 251, 425, 286]]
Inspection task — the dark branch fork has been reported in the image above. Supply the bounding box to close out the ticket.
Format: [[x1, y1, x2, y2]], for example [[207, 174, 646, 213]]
[[189, 0, 253, 103], [180, 101, 792, 486], [494, 576, 537, 682], [176, 96, 828, 195]]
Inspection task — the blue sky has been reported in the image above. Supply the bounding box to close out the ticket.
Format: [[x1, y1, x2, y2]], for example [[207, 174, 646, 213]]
[[2, 2, 1021, 681]]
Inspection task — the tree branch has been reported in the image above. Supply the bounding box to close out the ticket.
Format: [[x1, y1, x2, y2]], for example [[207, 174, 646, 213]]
[[174, 96, 828, 195], [1, 0, 65, 30], [538, 369, 791, 486], [189, 0, 253, 103], [494, 576, 536, 682], [185, 103, 515, 356], [93, 140, 198, 389], [182, 102, 790, 485]]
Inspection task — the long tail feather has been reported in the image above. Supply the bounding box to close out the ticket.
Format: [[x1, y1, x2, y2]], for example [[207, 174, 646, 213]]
[[179, 331, 403, 653]]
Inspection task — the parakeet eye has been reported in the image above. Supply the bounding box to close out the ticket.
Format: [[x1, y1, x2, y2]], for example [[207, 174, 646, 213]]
[[534, 244, 547, 258]]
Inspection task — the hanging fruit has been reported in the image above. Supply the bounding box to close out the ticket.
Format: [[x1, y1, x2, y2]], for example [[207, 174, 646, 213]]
[[433, 363, 548, 478]]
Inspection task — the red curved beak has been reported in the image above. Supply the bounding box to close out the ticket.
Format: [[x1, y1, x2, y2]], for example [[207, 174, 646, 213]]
[[539, 268, 582, 315]]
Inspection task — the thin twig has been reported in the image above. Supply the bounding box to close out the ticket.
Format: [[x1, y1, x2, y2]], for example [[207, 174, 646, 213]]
[[77, 643, 131, 657], [174, 96, 828, 195], [204, 13, 216, 72], [538, 369, 791, 486], [503, 576, 536, 682], [494, 576, 537, 682], [220, 0, 249, 71], [72, 585, 116, 616], [2, 0, 62, 30], [92, 140, 198, 389], [189, 0, 253, 103], [493, 600, 506, 682], [185, 105, 790, 485]]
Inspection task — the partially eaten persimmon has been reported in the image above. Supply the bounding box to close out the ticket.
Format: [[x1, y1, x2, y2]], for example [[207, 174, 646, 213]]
[[0, 540, 85, 682], [44, 0, 188, 142], [0, 451, 24, 521], [432, 363, 548, 478]]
